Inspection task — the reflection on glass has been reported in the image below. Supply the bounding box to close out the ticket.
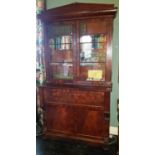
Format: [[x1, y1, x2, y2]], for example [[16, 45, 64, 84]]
[[80, 51, 106, 62], [51, 50, 73, 63], [80, 34, 106, 63], [80, 34, 106, 44], [80, 35, 92, 43], [80, 45, 106, 62], [80, 43, 92, 61], [51, 63, 73, 80]]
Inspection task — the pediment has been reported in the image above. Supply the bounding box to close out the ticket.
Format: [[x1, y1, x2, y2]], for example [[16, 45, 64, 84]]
[[39, 2, 117, 22]]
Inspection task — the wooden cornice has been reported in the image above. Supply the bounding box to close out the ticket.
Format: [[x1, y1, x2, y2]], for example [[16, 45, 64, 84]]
[[38, 3, 117, 22]]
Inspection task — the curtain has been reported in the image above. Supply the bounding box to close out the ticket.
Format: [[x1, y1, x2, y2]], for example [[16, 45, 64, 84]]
[[36, 0, 45, 131], [36, 0, 45, 84], [36, 18, 45, 84]]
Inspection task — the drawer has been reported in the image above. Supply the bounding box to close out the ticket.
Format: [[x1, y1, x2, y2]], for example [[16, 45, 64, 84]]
[[44, 87, 104, 106], [74, 90, 104, 106], [44, 88, 75, 104]]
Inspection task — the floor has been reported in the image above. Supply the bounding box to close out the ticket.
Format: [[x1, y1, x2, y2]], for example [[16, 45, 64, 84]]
[[36, 135, 117, 155]]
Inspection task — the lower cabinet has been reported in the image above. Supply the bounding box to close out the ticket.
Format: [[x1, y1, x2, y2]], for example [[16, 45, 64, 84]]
[[40, 86, 110, 145]]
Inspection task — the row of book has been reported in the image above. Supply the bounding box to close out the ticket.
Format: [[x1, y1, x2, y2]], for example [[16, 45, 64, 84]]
[[80, 35, 106, 49], [80, 42, 105, 50], [49, 44, 72, 50], [92, 35, 106, 43], [49, 36, 72, 44], [80, 35, 106, 43], [49, 36, 72, 50], [92, 35, 106, 49]]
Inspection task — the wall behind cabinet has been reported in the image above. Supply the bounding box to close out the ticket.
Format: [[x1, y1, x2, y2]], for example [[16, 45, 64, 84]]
[[46, 0, 119, 128]]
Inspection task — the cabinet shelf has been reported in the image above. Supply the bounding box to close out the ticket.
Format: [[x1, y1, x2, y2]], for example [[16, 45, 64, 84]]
[[51, 49, 73, 52], [80, 49, 106, 54], [80, 62, 105, 64], [49, 44, 72, 50], [50, 49, 73, 52], [50, 62, 73, 66], [53, 74, 73, 80], [80, 42, 106, 44], [49, 43, 72, 45]]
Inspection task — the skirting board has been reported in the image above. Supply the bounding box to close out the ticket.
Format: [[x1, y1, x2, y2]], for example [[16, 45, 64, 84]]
[[110, 126, 118, 135]]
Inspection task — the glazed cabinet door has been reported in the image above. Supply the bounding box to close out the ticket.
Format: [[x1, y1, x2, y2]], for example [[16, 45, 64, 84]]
[[77, 18, 107, 82], [45, 21, 76, 82]]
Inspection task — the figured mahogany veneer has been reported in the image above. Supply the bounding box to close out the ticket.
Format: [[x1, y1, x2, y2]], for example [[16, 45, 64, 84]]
[[44, 87, 104, 106], [38, 3, 117, 146]]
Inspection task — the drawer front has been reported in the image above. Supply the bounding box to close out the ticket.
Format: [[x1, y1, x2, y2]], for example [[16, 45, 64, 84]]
[[74, 90, 104, 106], [44, 88, 74, 104], [44, 88, 104, 106]]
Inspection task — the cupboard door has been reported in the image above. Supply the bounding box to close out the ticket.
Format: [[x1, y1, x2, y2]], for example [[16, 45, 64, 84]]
[[44, 104, 75, 136], [75, 105, 109, 141]]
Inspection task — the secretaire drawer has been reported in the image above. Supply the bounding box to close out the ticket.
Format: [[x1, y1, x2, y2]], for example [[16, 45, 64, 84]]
[[43, 87, 104, 106], [44, 88, 75, 103], [74, 90, 104, 106]]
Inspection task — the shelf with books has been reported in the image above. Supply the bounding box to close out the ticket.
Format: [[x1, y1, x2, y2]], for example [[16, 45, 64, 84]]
[[80, 34, 106, 50], [49, 35, 72, 50], [80, 34, 106, 43], [49, 44, 72, 50], [80, 42, 106, 50]]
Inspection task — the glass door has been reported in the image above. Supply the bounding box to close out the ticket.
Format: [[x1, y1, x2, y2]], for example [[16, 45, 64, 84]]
[[47, 22, 74, 80], [79, 19, 107, 81]]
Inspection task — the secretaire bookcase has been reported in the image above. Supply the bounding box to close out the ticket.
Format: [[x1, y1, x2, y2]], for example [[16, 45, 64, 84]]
[[38, 3, 117, 146]]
